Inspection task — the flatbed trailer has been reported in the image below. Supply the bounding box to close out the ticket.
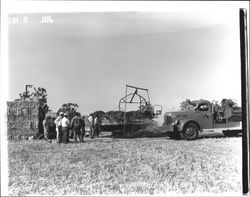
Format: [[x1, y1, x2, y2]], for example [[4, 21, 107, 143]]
[[101, 119, 154, 132]]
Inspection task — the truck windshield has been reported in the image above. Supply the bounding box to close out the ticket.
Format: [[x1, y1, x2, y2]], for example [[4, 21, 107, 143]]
[[197, 104, 209, 111]]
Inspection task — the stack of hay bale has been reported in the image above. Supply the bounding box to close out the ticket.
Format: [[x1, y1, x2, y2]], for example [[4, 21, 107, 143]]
[[7, 99, 39, 140], [105, 110, 143, 122]]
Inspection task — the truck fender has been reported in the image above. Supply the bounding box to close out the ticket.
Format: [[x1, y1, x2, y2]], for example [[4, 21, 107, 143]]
[[177, 119, 201, 132]]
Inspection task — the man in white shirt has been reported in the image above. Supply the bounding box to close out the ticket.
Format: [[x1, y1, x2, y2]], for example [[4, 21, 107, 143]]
[[54, 112, 64, 143], [95, 114, 102, 137], [61, 113, 70, 143], [87, 114, 94, 139]]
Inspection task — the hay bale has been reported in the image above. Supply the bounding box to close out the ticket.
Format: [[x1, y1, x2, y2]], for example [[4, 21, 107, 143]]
[[105, 110, 144, 123], [7, 100, 39, 140]]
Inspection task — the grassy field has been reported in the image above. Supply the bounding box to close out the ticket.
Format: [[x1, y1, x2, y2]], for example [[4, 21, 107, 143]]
[[8, 133, 242, 196]]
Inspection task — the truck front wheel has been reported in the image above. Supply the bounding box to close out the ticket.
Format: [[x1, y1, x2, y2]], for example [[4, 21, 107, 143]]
[[181, 123, 199, 140]]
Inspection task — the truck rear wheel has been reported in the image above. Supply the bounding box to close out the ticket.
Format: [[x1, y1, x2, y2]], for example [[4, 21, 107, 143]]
[[166, 132, 180, 140], [181, 123, 199, 140]]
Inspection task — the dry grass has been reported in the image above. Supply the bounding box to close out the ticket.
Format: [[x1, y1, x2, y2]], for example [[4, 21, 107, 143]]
[[8, 134, 242, 196]]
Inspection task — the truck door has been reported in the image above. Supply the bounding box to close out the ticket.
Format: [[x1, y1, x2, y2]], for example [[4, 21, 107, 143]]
[[195, 103, 213, 129]]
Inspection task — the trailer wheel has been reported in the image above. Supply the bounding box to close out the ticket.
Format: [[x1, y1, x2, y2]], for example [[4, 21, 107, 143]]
[[166, 132, 181, 140], [181, 123, 199, 140], [222, 130, 240, 137]]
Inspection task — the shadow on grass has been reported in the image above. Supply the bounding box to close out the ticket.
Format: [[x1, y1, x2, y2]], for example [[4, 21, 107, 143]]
[[198, 134, 242, 140], [103, 131, 242, 140], [10, 132, 241, 145], [107, 130, 169, 139]]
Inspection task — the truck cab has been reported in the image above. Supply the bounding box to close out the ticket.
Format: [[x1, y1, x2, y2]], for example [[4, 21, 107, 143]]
[[164, 100, 242, 140]]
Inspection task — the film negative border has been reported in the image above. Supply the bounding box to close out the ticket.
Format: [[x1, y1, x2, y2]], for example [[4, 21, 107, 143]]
[[240, 8, 249, 195]]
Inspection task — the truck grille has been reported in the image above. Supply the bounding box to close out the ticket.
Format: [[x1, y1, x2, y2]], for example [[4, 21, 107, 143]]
[[165, 116, 172, 125]]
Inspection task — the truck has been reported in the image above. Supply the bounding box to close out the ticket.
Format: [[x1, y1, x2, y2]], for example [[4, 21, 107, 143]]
[[164, 99, 242, 140]]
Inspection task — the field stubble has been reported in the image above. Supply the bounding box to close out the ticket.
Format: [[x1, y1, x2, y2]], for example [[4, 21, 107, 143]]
[[8, 134, 242, 195]]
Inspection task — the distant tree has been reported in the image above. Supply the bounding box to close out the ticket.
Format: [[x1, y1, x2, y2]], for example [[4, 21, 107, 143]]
[[19, 91, 30, 100], [180, 98, 241, 111], [57, 103, 79, 120], [220, 98, 241, 111], [33, 87, 50, 120], [34, 87, 50, 136], [179, 100, 194, 111]]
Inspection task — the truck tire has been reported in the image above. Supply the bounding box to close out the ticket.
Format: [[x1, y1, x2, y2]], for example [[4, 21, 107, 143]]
[[166, 132, 181, 140], [181, 123, 199, 140], [222, 130, 241, 137]]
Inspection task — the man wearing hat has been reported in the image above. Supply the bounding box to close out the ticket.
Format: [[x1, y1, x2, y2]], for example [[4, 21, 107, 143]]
[[54, 112, 64, 143], [81, 115, 86, 140], [43, 115, 49, 141], [71, 112, 84, 143], [61, 113, 70, 143], [43, 115, 52, 143], [87, 113, 95, 139]]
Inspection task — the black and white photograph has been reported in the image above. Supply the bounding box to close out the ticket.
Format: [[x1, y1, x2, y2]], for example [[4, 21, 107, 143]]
[[1, 1, 249, 196]]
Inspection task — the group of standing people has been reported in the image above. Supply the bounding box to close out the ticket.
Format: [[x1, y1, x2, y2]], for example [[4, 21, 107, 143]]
[[43, 112, 101, 144], [54, 112, 85, 144]]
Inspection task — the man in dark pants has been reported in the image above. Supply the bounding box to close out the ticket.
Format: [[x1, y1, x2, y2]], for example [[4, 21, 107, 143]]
[[87, 113, 95, 139], [71, 112, 84, 143], [43, 115, 51, 143], [94, 114, 102, 137], [81, 115, 86, 141], [48, 116, 56, 139], [61, 113, 70, 143]]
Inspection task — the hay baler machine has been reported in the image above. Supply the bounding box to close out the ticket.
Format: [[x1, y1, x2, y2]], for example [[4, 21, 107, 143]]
[[119, 85, 162, 118], [100, 85, 162, 134]]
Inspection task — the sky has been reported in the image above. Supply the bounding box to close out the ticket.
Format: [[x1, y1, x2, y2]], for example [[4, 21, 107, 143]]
[[7, 2, 249, 115]]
